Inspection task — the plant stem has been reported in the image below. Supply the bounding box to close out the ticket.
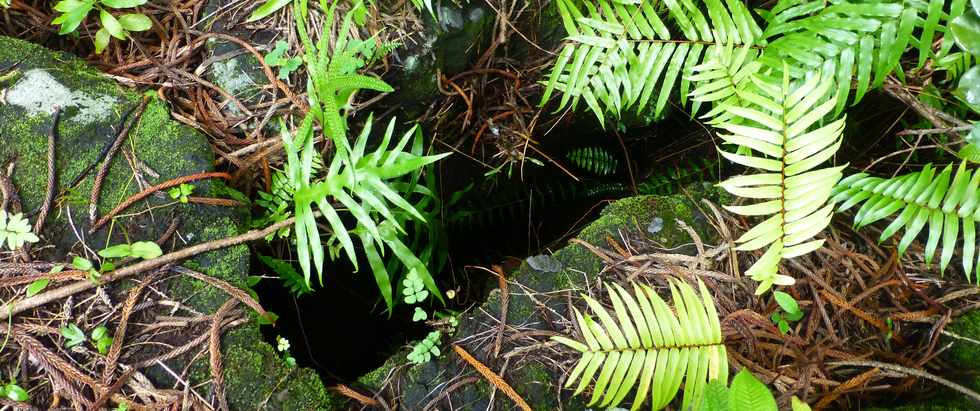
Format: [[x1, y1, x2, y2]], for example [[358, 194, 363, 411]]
[[829, 360, 980, 405]]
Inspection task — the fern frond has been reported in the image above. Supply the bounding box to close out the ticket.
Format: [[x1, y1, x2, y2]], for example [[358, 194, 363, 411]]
[[831, 162, 980, 282], [759, 0, 963, 114], [713, 70, 845, 294], [552, 278, 728, 411], [540, 0, 762, 126], [567, 146, 620, 175]]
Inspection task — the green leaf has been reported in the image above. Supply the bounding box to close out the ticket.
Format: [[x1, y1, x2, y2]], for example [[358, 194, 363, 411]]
[[701, 380, 731, 411], [100, 10, 127, 40], [4, 384, 27, 402], [60, 324, 86, 348], [98, 244, 132, 259], [958, 66, 980, 112], [94, 28, 111, 54], [95, 336, 112, 354], [257, 254, 312, 296], [773, 291, 802, 319], [130, 241, 162, 259], [72, 256, 93, 272], [91, 325, 108, 341], [792, 396, 813, 411], [952, 10, 980, 56], [730, 369, 778, 411], [247, 0, 292, 22], [265, 40, 288, 66], [118, 13, 152, 32], [100, 0, 146, 8], [25, 279, 50, 297], [412, 307, 427, 322]]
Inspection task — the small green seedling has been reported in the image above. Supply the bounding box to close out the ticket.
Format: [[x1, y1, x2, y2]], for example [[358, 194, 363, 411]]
[[0, 211, 39, 251], [407, 331, 441, 364], [0, 0, 10, 10], [52, 0, 154, 54], [264, 41, 303, 80], [72, 256, 106, 283], [770, 291, 804, 334], [60, 324, 113, 354], [168, 183, 194, 204], [115, 402, 129, 411], [402, 270, 428, 304], [90, 326, 113, 354], [60, 323, 86, 348], [0, 379, 28, 402]]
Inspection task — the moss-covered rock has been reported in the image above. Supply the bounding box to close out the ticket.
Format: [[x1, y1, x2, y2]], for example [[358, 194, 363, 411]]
[[0, 35, 337, 410], [361, 188, 722, 409]]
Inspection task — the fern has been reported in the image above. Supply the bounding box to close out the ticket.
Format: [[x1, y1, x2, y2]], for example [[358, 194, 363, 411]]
[[552, 278, 727, 411], [540, 0, 762, 126], [567, 146, 619, 176], [758, 0, 962, 115], [706, 70, 845, 294], [831, 162, 980, 282]]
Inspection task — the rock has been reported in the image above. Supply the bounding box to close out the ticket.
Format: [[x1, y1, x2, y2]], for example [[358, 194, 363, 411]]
[[361, 191, 723, 409], [0, 36, 340, 410]]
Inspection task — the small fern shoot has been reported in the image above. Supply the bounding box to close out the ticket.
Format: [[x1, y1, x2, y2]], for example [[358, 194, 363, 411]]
[[832, 162, 980, 283], [552, 278, 727, 411], [704, 69, 845, 294]]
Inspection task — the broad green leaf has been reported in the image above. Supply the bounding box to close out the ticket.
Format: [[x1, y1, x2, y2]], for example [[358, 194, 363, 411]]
[[94, 28, 111, 54], [98, 244, 132, 259], [952, 10, 980, 56], [25, 279, 50, 297], [247, 0, 292, 22], [130, 241, 162, 259], [118, 13, 152, 31], [100, 10, 127, 40], [100, 0, 146, 8], [730, 369, 778, 411]]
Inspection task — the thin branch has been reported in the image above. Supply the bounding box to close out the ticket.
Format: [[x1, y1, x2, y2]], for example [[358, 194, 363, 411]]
[[0, 215, 297, 320], [829, 360, 980, 405]]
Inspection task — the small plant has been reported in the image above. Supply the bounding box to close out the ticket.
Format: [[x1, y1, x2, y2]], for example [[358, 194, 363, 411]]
[[402, 270, 428, 304], [257, 255, 313, 297], [167, 183, 194, 204], [72, 256, 109, 283], [0, 211, 39, 251], [51, 0, 153, 54], [407, 330, 441, 364], [0, 0, 10, 9], [60, 323, 113, 354], [701, 369, 811, 411], [264, 41, 303, 80], [770, 291, 803, 335], [276, 336, 296, 367], [90, 326, 113, 354]]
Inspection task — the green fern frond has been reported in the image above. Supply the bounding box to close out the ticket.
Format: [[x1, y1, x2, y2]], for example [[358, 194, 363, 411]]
[[710, 70, 845, 294], [831, 162, 980, 282], [759, 0, 963, 114], [540, 0, 762, 126], [567, 146, 620, 176], [552, 278, 728, 411]]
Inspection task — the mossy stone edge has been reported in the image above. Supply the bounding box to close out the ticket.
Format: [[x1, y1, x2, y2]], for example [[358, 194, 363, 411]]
[[0, 35, 340, 410]]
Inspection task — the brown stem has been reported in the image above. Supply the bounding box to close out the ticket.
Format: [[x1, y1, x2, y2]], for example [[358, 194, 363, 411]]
[[89, 171, 231, 233], [1, 215, 296, 320], [90, 98, 149, 226]]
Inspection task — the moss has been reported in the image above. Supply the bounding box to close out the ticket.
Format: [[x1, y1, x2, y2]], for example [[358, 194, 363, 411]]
[[946, 310, 980, 367], [0, 35, 338, 410]]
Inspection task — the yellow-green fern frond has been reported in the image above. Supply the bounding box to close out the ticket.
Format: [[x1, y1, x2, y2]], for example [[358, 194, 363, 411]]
[[832, 162, 980, 283], [710, 70, 845, 294], [760, 0, 962, 114], [540, 0, 762, 127], [552, 278, 728, 411]]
